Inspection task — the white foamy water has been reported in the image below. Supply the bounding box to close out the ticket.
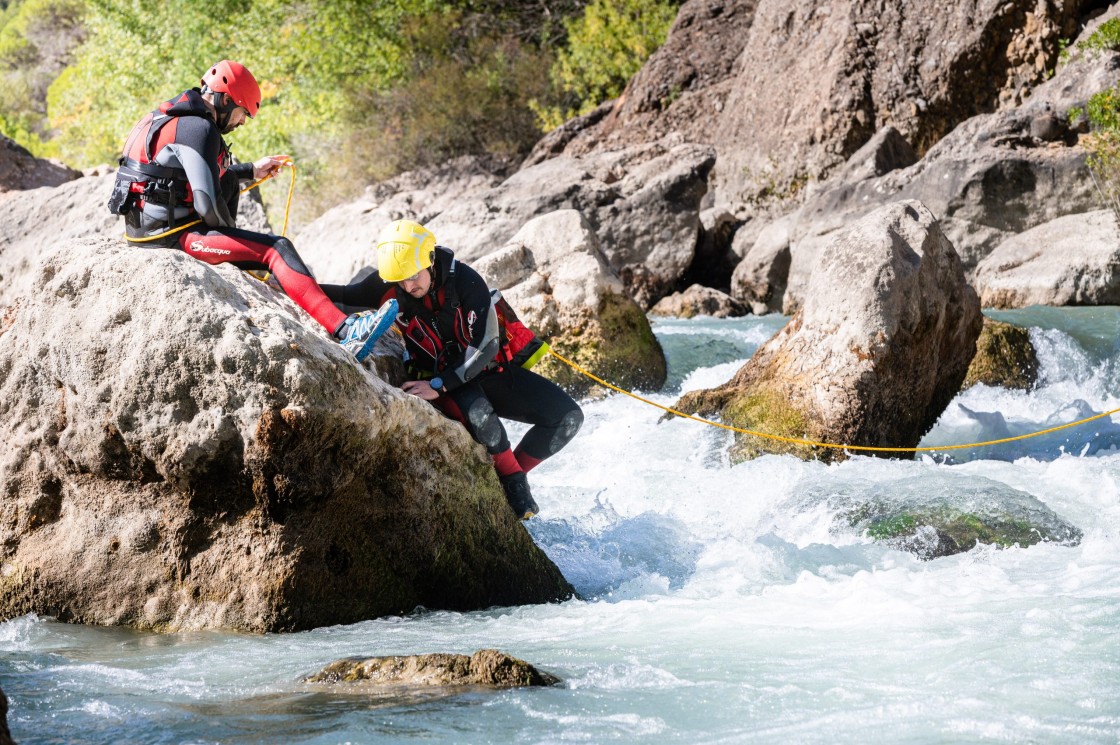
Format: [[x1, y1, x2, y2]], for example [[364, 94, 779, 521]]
[[3, 310, 1120, 744]]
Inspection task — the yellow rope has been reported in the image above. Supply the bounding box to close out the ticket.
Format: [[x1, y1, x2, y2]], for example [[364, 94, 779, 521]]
[[547, 347, 1120, 454], [123, 160, 296, 244]]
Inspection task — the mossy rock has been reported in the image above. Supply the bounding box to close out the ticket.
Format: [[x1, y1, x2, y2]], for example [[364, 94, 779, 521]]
[[305, 649, 560, 689], [536, 292, 667, 397], [670, 381, 835, 462], [849, 503, 1081, 559], [721, 387, 821, 461], [962, 318, 1038, 390]]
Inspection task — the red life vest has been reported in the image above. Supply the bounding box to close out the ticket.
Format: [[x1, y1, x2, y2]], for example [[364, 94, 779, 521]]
[[108, 91, 232, 221], [394, 249, 548, 377], [492, 293, 549, 369]]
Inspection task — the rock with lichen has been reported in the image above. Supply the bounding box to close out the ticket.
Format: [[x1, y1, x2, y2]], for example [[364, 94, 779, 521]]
[[671, 201, 981, 463], [962, 318, 1039, 391], [816, 473, 1082, 560], [304, 649, 560, 689]]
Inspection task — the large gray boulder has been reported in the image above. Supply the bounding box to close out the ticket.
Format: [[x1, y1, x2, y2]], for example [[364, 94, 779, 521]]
[[673, 201, 982, 462], [429, 140, 715, 309], [0, 173, 118, 306], [730, 212, 796, 314], [0, 238, 572, 632], [472, 210, 667, 395], [973, 209, 1120, 308]]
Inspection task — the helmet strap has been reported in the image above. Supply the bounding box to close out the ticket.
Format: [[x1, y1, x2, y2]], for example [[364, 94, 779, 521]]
[[203, 88, 239, 134]]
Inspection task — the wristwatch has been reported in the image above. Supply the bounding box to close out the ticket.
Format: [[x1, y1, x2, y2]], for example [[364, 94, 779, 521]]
[[429, 377, 444, 392]]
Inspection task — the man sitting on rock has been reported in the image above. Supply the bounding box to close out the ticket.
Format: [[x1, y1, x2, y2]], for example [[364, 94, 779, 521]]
[[322, 219, 584, 519], [108, 59, 394, 360]]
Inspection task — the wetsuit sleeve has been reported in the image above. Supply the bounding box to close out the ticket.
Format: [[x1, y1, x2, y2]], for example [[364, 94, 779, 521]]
[[162, 118, 236, 228], [230, 161, 255, 181], [321, 272, 394, 310], [439, 262, 501, 392]]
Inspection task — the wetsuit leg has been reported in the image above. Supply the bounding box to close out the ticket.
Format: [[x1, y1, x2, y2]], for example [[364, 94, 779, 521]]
[[177, 226, 347, 334], [478, 366, 584, 470], [446, 380, 510, 453], [434, 387, 520, 477]]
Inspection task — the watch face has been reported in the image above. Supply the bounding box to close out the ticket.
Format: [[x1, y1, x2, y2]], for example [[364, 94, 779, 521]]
[[430, 377, 443, 390]]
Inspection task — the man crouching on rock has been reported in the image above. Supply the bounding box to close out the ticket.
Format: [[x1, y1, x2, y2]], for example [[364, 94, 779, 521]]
[[321, 219, 584, 519], [107, 59, 394, 361]]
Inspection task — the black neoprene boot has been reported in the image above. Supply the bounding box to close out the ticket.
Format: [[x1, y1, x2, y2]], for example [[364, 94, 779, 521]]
[[499, 472, 539, 520]]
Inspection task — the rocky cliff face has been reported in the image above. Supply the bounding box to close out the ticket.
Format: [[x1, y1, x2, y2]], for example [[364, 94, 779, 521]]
[[0, 238, 572, 632], [0, 133, 81, 193], [731, 42, 1120, 314], [536, 0, 1090, 220]]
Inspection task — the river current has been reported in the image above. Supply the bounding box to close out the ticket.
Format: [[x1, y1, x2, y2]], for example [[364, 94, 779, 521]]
[[2, 308, 1119, 744]]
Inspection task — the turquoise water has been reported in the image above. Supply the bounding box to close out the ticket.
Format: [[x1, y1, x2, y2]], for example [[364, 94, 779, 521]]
[[3, 308, 1120, 744]]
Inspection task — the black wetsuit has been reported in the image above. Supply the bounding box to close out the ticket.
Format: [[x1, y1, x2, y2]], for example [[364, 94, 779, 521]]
[[113, 89, 346, 334], [323, 247, 583, 473]]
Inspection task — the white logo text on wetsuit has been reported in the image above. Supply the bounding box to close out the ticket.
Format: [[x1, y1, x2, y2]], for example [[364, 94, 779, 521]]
[[189, 240, 231, 256]]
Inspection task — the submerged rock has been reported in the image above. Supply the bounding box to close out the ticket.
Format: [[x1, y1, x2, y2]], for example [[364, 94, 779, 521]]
[[0, 238, 572, 633], [304, 649, 560, 689], [962, 318, 1039, 391], [828, 475, 1082, 559], [473, 210, 667, 396], [672, 201, 982, 462]]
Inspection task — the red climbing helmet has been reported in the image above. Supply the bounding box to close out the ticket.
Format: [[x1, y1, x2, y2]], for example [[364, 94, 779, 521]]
[[201, 60, 261, 117]]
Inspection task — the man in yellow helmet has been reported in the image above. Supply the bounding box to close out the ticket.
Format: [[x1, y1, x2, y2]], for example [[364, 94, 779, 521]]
[[321, 219, 584, 519]]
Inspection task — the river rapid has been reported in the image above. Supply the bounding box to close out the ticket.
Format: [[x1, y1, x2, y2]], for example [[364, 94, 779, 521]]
[[3, 308, 1119, 744]]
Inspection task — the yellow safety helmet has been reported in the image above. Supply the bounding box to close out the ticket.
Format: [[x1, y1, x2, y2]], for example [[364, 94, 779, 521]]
[[376, 219, 436, 282]]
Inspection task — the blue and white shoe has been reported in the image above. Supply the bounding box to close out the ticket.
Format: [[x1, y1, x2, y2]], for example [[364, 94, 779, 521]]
[[339, 299, 399, 362]]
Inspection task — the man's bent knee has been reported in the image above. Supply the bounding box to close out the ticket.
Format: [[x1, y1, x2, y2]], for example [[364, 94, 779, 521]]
[[466, 397, 504, 449], [271, 236, 314, 277], [547, 408, 584, 455]]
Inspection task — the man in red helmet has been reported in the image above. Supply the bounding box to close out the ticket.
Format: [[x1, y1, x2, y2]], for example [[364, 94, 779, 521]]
[[108, 60, 394, 360]]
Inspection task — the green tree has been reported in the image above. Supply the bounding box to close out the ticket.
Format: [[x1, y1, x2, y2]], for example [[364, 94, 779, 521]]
[[3, 0, 675, 224], [535, 0, 678, 130], [1066, 19, 1120, 222], [0, 0, 85, 155]]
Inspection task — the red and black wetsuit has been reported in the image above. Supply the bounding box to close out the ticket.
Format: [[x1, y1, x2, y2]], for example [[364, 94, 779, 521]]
[[111, 88, 347, 335], [323, 247, 583, 476]]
